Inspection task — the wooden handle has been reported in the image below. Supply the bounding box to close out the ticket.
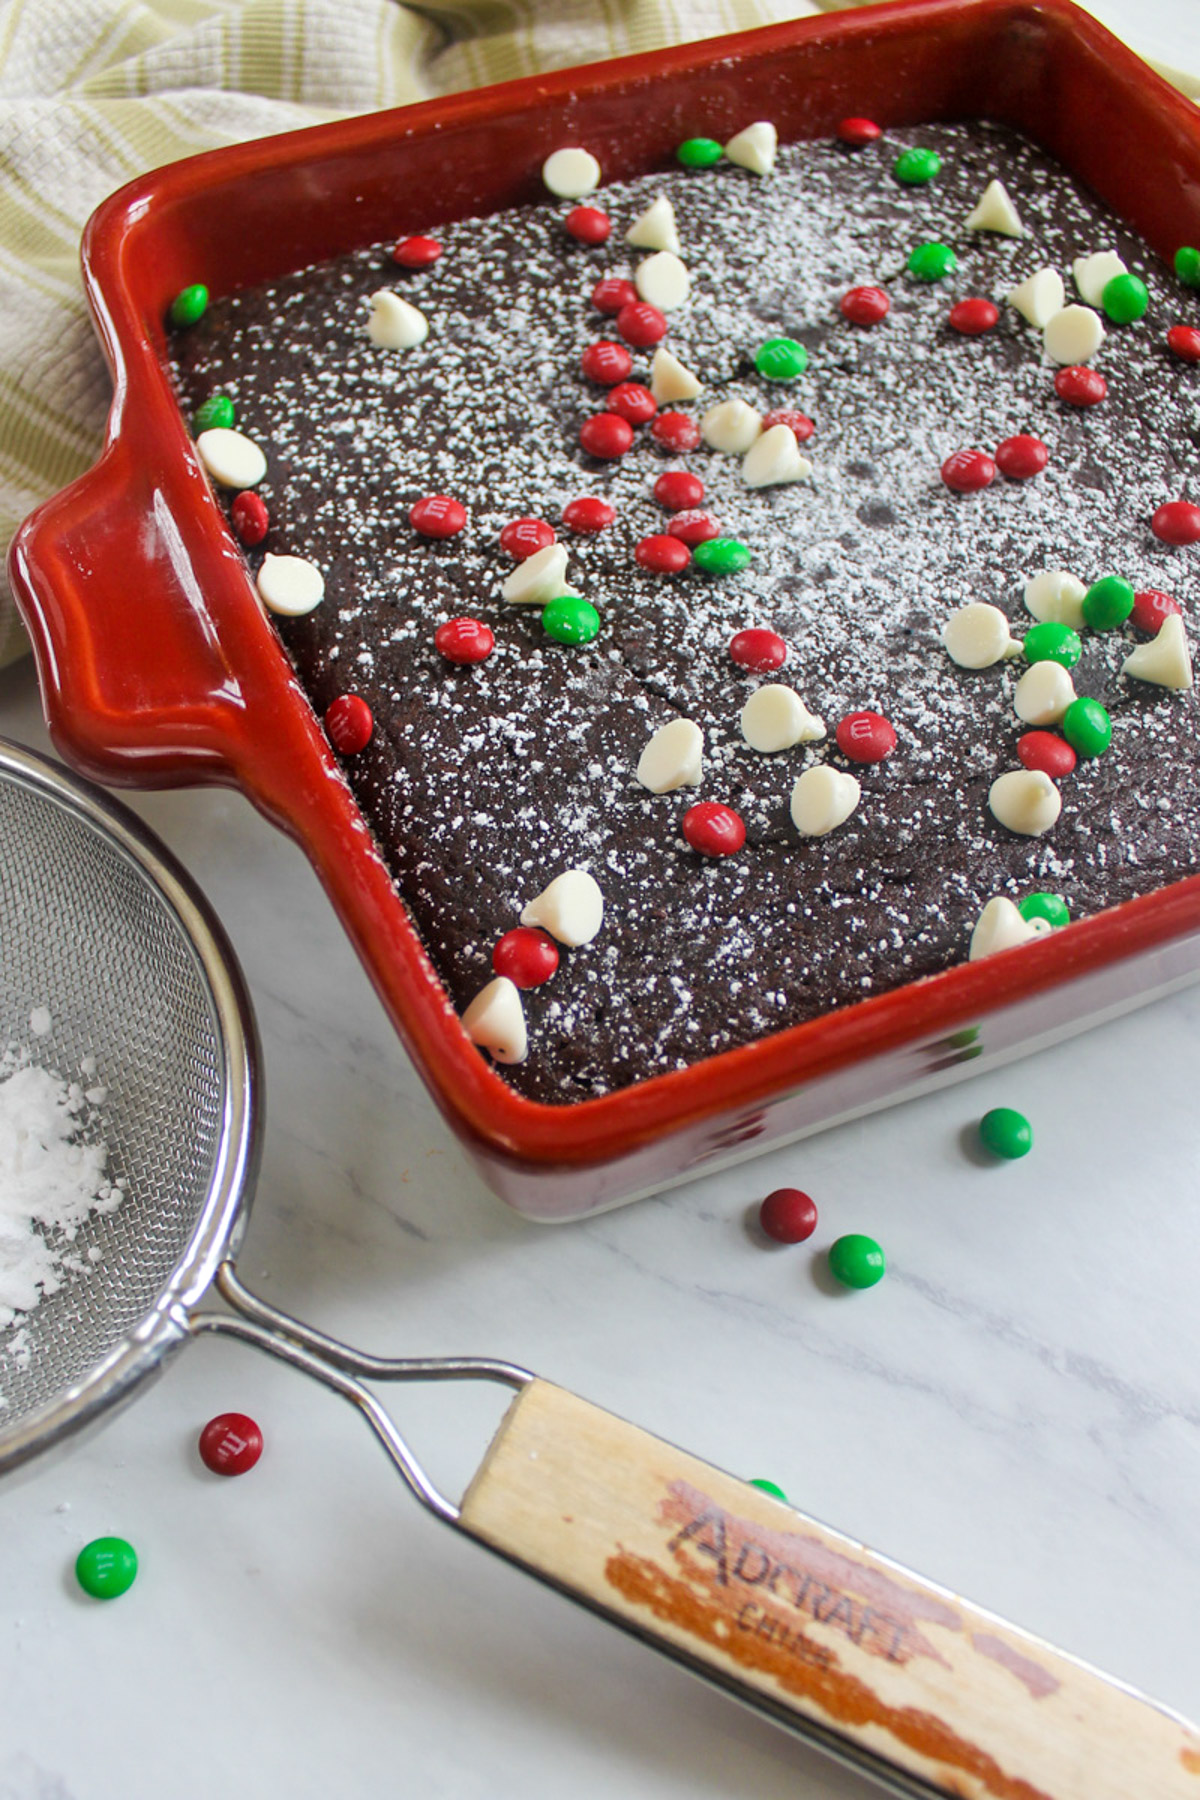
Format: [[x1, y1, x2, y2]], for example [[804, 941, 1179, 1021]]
[[459, 1381, 1200, 1799]]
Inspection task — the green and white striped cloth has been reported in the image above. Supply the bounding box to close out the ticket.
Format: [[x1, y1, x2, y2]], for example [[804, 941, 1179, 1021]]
[[0, 0, 1187, 666]]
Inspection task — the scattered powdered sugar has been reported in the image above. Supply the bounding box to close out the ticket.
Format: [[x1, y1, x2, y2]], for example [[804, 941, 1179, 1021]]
[[0, 1031, 124, 1342]]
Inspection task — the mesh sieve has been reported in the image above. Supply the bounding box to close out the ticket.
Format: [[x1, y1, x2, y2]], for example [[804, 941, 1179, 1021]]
[[0, 738, 259, 1473]]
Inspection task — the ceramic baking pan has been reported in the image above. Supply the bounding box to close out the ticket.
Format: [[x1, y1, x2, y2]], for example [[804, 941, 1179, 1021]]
[[10, 0, 1200, 1218]]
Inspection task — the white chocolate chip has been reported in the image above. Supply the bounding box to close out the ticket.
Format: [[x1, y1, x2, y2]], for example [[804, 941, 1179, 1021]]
[[969, 896, 1053, 960], [1073, 249, 1127, 306], [740, 685, 825, 752], [1006, 267, 1064, 328], [964, 178, 1025, 237], [1122, 612, 1193, 689], [1024, 569, 1087, 628], [256, 553, 324, 616], [635, 250, 690, 312], [196, 427, 267, 489], [366, 289, 428, 350], [1043, 304, 1105, 365], [520, 869, 604, 946], [501, 542, 576, 606], [741, 424, 811, 489], [462, 977, 527, 1064], [627, 195, 680, 255], [942, 602, 1019, 668], [649, 347, 701, 404], [542, 147, 601, 198], [1013, 661, 1076, 725], [723, 121, 777, 175], [702, 398, 762, 453], [789, 764, 861, 837], [636, 718, 704, 792], [989, 769, 1062, 835]]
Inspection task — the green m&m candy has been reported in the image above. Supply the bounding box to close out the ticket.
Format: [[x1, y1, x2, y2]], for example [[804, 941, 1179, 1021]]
[[169, 282, 208, 328], [1102, 272, 1149, 323], [1019, 892, 1071, 929], [1081, 575, 1134, 631], [978, 1106, 1033, 1160], [1174, 246, 1200, 287], [1063, 696, 1112, 758], [75, 1536, 138, 1600], [1023, 621, 1081, 669], [693, 537, 752, 575], [894, 147, 941, 185], [677, 136, 723, 169], [194, 393, 235, 432], [754, 337, 808, 380], [542, 595, 600, 645], [828, 1233, 886, 1289], [907, 241, 957, 282], [749, 1478, 788, 1501]]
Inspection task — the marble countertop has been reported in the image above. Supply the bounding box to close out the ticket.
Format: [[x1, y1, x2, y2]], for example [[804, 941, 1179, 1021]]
[[4, 8, 1200, 1792]]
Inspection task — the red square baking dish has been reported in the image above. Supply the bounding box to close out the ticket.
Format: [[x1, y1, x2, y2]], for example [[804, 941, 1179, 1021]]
[[10, 0, 1200, 1219]]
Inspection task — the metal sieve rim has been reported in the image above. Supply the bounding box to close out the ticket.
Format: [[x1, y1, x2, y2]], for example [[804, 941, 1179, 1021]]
[[0, 736, 262, 1477]]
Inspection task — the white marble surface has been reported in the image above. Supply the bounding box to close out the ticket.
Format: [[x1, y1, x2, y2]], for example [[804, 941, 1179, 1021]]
[[4, 8, 1200, 1792]]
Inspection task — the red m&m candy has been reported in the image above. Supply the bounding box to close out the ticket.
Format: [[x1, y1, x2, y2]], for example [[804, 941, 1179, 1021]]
[[669, 508, 720, 545], [1131, 589, 1183, 634], [995, 435, 1048, 479], [1152, 500, 1200, 545], [948, 297, 999, 335], [941, 448, 996, 493], [759, 1187, 819, 1243], [562, 495, 615, 533], [1017, 730, 1076, 779], [837, 117, 881, 146], [565, 206, 611, 245], [605, 381, 657, 424], [1168, 325, 1200, 363], [410, 494, 466, 537], [841, 285, 890, 326], [616, 301, 668, 347], [231, 490, 269, 545], [499, 517, 555, 558], [636, 534, 690, 573], [1054, 365, 1107, 406], [391, 235, 441, 269], [581, 341, 633, 384], [654, 470, 704, 510], [435, 617, 495, 664], [492, 927, 559, 987], [682, 802, 746, 857], [836, 710, 896, 763], [580, 413, 634, 458], [199, 1412, 263, 1476], [761, 408, 814, 442], [591, 276, 638, 314], [651, 411, 702, 452], [729, 628, 787, 671], [324, 694, 373, 755]]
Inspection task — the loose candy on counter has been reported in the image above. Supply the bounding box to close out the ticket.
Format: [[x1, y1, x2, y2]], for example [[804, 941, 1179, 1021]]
[[740, 685, 825, 752], [1013, 661, 1076, 726], [543, 595, 601, 644], [729, 628, 787, 671], [894, 147, 941, 185], [941, 449, 996, 493], [435, 617, 495, 664], [1151, 500, 1200, 545], [964, 178, 1025, 236], [836, 117, 881, 146], [978, 1106, 1033, 1159], [1022, 621, 1081, 668], [1062, 696, 1112, 758], [169, 283, 208, 328], [969, 896, 1051, 959], [907, 242, 957, 282], [1121, 613, 1193, 689], [366, 290, 428, 349], [1043, 305, 1105, 365], [841, 285, 890, 325], [635, 533, 691, 573], [635, 250, 690, 312], [948, 297, 1000, 335], [790, 764, 861, 837], [199, 1412, 264, 1476], [649, 347, 701, 403], [1072, 249, 1126, 304], [194, 393, 234, 432], [835, 710, 895, 763], [564, 206, 611, 245], [462, 976, 528, 1064], [605, 382, 658, 424], [493, 928, 559, 988], [615, 301, 669, 347], [1054, 365, 1107, 406], [693, 537, 752, 574], [702, 398, 762, 453], [749, 1478, 789, 1500], [1017, 731, 1076, 779], [676, 136, 723, 168], [759, 1187, 818, 1243], [230, 490, 269, 546], [754, 337, 808, 380], [409, 494, 467, 538], [742, 424, 811, 489], [636, 718, 704, 793], [1081, 576, 1134, 630], [724, 122, 778, 176], [988, 768, 1062, 835], [1019, 892, 1071, 928], [562, 496, 616, 534], [324, 693, 373, 755], [75, 1536, 139, 1600], [1025, 569, 1086, 627], [521, 869, 604, 945], [682, 802, 746, 856], [391, 235, 442, 269], [942, 602, 1018, 668], [500, 516, 556, 559], [995, 435, 1048, 479], [256, 553, 325, 617], [196, 427, 267, 489], [579, 412, 635, 458], [654, 470, 705, 510], [1102, 272, 1149, 323], [651, 412, 702, 452], [669, 509, 720, 545], [581, 341, 633, 384], [828, 1234, 886, 1288], [1130, 589, 1182, 634], [1167, 325, 1200, 363], [501, 542, 576, 605], [542, 147, 601, 198], [627, 196, 680, 254], [1007, 267, 1064, 328]]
